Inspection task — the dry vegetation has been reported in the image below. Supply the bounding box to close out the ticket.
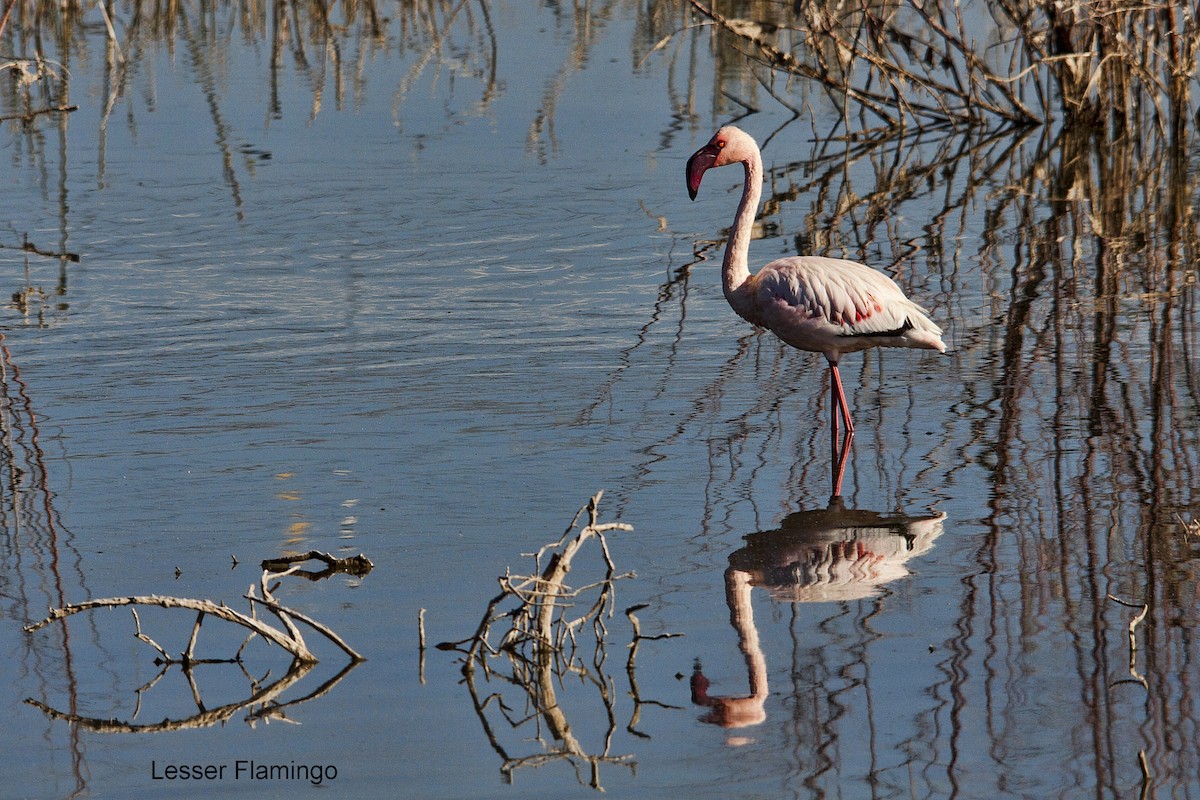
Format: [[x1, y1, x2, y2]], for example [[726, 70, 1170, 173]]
[[22, 557, 366, 732], [435, 493, 681, 789], [436, 492, 639, 788], [684, 0, 1200, 138]]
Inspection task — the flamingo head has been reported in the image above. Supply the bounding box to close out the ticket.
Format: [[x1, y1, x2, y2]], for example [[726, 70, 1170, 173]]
[[686, 126, 756, 200]]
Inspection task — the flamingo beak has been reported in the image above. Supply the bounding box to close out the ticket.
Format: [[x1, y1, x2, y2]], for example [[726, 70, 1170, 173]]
[[686, 144, 720, 201]]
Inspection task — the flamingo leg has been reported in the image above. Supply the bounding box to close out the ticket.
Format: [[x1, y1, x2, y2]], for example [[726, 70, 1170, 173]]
[[828, 362, 855, 498], [829, 363, 855, 436], [831, 424, 854, 498]]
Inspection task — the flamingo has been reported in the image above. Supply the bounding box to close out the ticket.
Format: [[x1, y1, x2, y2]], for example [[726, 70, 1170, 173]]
[[685, 126, 946, 494]]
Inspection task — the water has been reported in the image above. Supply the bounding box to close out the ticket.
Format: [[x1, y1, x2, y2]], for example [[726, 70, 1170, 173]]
[[3, 1, 1200, 798]]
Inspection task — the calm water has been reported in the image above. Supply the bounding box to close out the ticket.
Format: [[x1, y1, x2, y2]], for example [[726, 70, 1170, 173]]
[[3, 1, 1199, 798]]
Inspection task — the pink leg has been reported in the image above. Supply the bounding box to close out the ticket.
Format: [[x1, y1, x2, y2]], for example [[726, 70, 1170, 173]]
[[830, 364, 855, 435], [829, 367, 838, 464], [828, 362, 855, 498], [831, 427, 853, 498]]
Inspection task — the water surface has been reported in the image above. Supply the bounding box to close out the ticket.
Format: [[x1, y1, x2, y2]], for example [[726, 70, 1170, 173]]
[[3, 1, 1199, 798]]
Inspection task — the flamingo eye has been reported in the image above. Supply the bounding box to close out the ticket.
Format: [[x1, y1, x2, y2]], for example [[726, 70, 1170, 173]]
[[716, 140, 726, 148]]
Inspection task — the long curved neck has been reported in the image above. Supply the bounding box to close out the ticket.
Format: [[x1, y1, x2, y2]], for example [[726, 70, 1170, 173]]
[[723, 152, 762, 306]]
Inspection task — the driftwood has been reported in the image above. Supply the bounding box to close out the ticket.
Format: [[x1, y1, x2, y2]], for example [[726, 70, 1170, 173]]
[[438, 492, 681, 790], [441, 491, 634, 666], [24, 572, 365, 664], [26, 594, 323, 662], [261, 550, 373, 580], [23, 564, 366, 731]]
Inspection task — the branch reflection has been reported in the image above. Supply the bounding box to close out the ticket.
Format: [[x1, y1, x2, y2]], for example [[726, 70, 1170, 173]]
[[0, 335, 90, 795], [27, 659, 361, 733]]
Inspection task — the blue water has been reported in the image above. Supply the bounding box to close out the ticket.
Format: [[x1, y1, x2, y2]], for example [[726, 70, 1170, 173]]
[[3, 1, 1199, 798]]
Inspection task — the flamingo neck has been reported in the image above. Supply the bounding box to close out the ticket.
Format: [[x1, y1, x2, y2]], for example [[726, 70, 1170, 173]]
[[723, 154, 762, 315]]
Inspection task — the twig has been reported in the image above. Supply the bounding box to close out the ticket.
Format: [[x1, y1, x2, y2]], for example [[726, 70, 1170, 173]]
[[243, 591, 365, 662], [626, 603, 685, 644], [0, 235, 80, 263], [131, 609, 170, 662], [1107, 594, 1149, 689], [0, 0, 16, 37], [0, 105, 79, 123], [1175, 513, 1200, 539], [184, 611, 205, 664], [419, 608, 427, 684], [452, 493, 641, 789], [256, 572, 306, 651]]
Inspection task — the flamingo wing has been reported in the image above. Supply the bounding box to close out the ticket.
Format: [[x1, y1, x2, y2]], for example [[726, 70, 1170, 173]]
[[751, 257, 919, 348]]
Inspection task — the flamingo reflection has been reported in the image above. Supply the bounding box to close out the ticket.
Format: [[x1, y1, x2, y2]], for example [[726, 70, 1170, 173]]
[[692, 498, 945, 731]]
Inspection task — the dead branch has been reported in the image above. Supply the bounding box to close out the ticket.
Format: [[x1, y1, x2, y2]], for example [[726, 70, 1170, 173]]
[[244, 588, 365, 662], [681, 0, 1198, 135], [1108, 593, 1150, 689], [0, 105, 78, 123], [261, 550, 373, 579], [445, 492, 639, 790], [131, 608, 170, 662], [25, 594, 319, 663], [26, 564, 367, 665], [24, 566, 367, 733]]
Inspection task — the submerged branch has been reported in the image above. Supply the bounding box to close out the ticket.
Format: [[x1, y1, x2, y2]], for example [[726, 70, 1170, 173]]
[[261, 550, 374, 580]]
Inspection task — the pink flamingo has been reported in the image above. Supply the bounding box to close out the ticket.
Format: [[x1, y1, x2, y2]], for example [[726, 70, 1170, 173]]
[[686, 126, 946, 494]]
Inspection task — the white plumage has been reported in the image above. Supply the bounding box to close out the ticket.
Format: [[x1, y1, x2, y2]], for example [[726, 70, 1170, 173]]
[[750, 256, 945, 358]]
